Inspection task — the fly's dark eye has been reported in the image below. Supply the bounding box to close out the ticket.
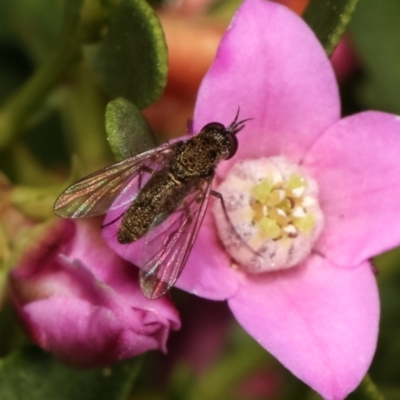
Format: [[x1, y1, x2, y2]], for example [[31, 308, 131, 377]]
[[226, 133, 238, 159], [201, 122, 226, 133]]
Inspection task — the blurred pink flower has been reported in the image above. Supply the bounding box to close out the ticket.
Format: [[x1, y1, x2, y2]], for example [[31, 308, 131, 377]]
[[330, 38, 359, 81], [168, 297, 232, 373], [9, 218, 180, 368], [170, 0, 400, 399]]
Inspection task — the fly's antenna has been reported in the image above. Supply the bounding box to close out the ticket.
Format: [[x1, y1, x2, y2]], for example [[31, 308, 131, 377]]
[[228, 107, 253, 135]]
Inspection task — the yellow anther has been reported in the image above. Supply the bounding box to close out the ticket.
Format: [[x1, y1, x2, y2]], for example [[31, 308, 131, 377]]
[[266, 189, 285, 207], [251, 180, 272, 203], [277, 198, 292, 213], [287, 174, 307, 190], [252, 202, 267, 222], [259, 217, 281, 239], [293, 213, 315, 233], [268, 207, 290, 226]]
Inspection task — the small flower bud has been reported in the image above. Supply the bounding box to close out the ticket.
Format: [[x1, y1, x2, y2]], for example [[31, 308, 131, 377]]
[[9, 219, 180, 368]]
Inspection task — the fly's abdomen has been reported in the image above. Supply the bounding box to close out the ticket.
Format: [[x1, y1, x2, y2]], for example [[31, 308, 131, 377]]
[[118, 199, 159, 243], [117, 171, 187, 244]]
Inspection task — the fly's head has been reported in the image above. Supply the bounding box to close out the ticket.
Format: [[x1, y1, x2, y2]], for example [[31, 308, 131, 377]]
[[200, 113, 248, 159], [173, 111, 250, 180], [199, 122, 237, 161], [199, 109, 251, 161]]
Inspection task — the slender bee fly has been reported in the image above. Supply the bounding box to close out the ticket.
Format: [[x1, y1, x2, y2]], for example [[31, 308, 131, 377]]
[[54, 110, 249, 299]]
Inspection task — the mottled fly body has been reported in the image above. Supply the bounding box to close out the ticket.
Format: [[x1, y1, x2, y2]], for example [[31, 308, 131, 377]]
[[54, 111, 249, 298]]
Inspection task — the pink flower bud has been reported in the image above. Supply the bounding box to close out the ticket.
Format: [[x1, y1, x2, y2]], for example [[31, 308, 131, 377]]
[[9, 218, 180, 368]]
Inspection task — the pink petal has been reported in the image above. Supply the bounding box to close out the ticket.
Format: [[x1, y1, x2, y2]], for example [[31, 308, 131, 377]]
[[176, 203, 240, 300], [23, 297, 164, 367], [304, 111, 400, 267], [70, 219, 123, 281], [228, 256, 379, 400], [193, 0, 340, 178]]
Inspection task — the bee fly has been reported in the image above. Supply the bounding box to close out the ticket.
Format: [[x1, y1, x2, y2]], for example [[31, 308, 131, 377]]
[[54, 110, 250, 299]]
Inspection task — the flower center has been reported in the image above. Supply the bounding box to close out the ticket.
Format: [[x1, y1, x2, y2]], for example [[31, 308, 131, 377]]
[[213, 157, 324, 273]]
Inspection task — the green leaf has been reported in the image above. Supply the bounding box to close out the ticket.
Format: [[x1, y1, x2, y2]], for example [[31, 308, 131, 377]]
[[62, 0, 85, 38], [106, 97, 157, 161], [10, 184, 64, 221], [85, 0, 168, 110], [303, 0, 360, 55], [346, 375, 385, 400], [0, 0, 85, 151], [0, 2, 19, 43], [184, 325, 272, 400], [10, 0, 64, 62], [349, 0, 400, 114], [0, 346, 141, 400]]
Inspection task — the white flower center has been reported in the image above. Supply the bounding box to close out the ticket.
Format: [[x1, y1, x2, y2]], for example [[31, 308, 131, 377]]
[[213, 157, 323, 273]]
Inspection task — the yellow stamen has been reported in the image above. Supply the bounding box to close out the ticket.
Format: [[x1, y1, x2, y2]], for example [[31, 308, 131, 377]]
[[251, 180, 272, 203], [266, 189, 285, 207], [277, 198, 292, 213], [252, 202, 266, 222], [293, 213, 315, 233], [268, 207, 290, 226], [287, 173, 307, 189], [259, 217, 281, 239]]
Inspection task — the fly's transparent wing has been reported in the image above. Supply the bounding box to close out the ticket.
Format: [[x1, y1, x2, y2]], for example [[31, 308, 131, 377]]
[[138, 178, 213, 299], [54, 143, 176, 218]]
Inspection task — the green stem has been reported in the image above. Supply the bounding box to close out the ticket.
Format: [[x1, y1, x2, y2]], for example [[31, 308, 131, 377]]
[[8, 143, 60, 185], [183, 334, 270, 400], [0, 224, 10, 305], [61, 63, 111, 171], [0, 39, 81, 150], [358, 374, 385, 400]]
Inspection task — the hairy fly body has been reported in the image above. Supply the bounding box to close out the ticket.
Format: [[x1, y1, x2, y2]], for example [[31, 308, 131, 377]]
[[118, 122, 238, 243], [54, 112, 249, 298]]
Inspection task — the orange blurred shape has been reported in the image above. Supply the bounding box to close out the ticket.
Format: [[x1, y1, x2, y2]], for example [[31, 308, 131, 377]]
[[144, 1, 309, 135], [144, 14, 225, 135], [160, 13, 225, 98], [277, 0, 309, 14]]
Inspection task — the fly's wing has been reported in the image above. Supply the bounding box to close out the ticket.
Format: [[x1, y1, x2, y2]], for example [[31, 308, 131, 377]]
[[54, 143, 176, 218], [138, 178, 213, 299]]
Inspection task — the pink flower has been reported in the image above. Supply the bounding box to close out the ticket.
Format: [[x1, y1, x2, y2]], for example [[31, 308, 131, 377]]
[[330, 38, 359, 81], [9, 218, 180, 368], [175, 0, 400, 398], [103, 0, 400, 398]]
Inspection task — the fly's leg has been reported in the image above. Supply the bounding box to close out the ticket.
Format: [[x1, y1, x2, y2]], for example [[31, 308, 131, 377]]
[[102, 164, 155, 229], [210, 190, 238, 235], [210, 190, 226, 212], [211, 190, 262, 257]]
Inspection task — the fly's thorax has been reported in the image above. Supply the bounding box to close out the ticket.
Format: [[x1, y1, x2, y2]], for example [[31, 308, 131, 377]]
[[171, 130, 233, 180]]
